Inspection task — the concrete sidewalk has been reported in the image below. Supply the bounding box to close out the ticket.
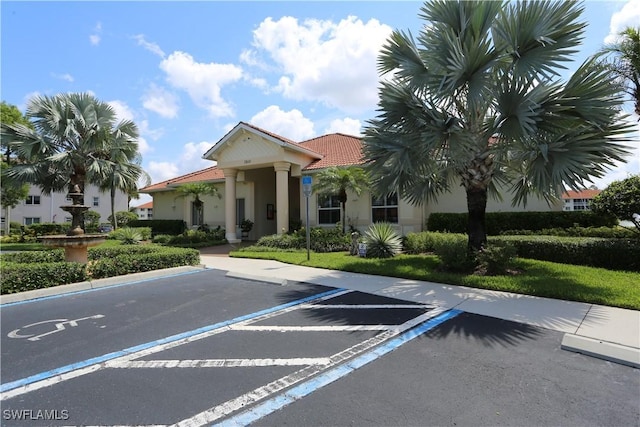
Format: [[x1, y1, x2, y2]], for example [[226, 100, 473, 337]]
[[200, 254, 640, 368]]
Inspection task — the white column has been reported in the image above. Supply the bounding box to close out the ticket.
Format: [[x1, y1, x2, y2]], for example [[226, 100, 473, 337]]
[[274, 162, 290, 235], [223, 168, 239, 243]]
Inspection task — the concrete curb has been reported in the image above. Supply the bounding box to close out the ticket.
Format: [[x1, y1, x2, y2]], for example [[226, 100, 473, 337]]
[[561, 333, 640, 368], [226, 271, 289, 286], [0, 265, 206, 305]]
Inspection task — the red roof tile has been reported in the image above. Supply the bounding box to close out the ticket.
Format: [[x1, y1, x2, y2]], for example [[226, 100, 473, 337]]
[[562, 189, 601, 199], [135, 201, 153, 209], [140, 166, 224, 192], [300, 133, 364, 170]]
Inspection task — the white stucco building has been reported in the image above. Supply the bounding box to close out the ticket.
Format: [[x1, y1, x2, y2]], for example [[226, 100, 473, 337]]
[[140, 122, 561, 242]]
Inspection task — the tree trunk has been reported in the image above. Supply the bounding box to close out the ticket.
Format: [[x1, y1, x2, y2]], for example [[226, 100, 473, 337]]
[[339, 189, 347, 234], [466, 186, 488, 252], [110, 185, 117, 230]]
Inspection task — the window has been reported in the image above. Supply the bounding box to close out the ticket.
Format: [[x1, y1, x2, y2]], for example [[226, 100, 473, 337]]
[[318, 194, 341, 224], [236, 198, 245, 226], [372, 193, 398, 223], [64, 216, 72, 223], [24, 217, 40, 225], [93, 197, 100, 207], [25, 195, 41, 205], [573, 198, 590, 211]]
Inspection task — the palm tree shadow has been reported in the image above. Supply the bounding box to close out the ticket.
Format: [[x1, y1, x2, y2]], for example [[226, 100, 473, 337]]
[[276, 285, 544, 347]]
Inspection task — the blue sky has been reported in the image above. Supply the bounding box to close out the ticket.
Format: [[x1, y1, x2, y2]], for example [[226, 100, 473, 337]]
[[2, 1, 639, 206]]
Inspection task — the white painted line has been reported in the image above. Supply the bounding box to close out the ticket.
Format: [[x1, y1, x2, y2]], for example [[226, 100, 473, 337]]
[[301, 304, 428, 309], [107, 358, 332, 368], [173, 307, 449, 427], [1, 289, 350, 400], [231, 325, 391, 332]]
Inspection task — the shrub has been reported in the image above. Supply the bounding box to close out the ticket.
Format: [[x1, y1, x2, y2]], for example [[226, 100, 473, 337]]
[[1, 249, 65, 263], [1, 262, 87, 294], [88, 246, 200, 279], [129, 219, 186, 236], [433, 234, 474, 272], [152, 234, 173, 244], [491, 235, 640, 271], [427, 211, 617, 234], [25, 222, 69, 236], [109, 227, 143, 244], [256, 227, 350, 253], [500, 226, 637, 239], [363, 223, 403, 258], [475, 242, 517, 275], [108, 211, 138, 228]]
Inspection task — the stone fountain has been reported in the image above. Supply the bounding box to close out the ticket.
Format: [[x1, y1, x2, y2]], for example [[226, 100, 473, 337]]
[[40, 185, 106, 264]]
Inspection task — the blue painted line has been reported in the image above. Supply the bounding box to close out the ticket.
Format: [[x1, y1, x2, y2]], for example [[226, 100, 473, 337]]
[[1, 269, 208, 308], [0, 288, 344, 394], [215, 308, 463, 427]]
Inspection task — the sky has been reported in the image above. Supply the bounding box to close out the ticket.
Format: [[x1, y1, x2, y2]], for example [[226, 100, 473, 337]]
[[2, 1, 639, 207]]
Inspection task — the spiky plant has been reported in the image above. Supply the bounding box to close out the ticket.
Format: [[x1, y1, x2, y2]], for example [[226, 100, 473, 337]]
[[363, 222, 403, 258]]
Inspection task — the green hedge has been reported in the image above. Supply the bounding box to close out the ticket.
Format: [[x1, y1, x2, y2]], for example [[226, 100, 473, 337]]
[[128, 219, 187, 235], [0, 245, 201, 294], [427, 211, 617, 234], [2, 262, 87, 294], [255, 227, 350, 253], [490, 235, 640, 272]]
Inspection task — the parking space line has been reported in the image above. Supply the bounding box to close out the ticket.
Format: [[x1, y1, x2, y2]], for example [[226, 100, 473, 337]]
[[107, 358, 333, 368], [231, 325, 391, 332], [214, 309, 463, 427], [300, 304, 430, 309], [0, 288, 346, 400], [173, 307, 452, 427]]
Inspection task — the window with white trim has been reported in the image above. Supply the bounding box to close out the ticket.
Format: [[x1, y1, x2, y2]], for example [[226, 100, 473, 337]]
[[25, 195, 41, 205], [24, 217, 40, 225], [93, 196, 100, 207], [372, 193, 398, 223], [318, 194, 341, 224]]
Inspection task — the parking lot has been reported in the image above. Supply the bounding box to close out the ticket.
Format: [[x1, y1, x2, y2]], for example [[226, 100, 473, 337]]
[[1, 269, 638, 426]]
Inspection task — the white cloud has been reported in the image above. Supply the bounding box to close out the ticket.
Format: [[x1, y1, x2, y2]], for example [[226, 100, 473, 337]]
[[142, 84, 179, 118], [604, 0, 640, 44], [138, 119, 164, 141], [324, 118, 362, 136], [250, 105, 315, 141], [159, 51, 243, 118], [248, 15, 392, 114], [52, 73, 74, 83], [133, 34, 165, 58], [136, 136, 151, 156], [90, 22, 102, 46], [147, 161, 180, 183], [182, 141, 215, 169], [108, 100, 135, 122]]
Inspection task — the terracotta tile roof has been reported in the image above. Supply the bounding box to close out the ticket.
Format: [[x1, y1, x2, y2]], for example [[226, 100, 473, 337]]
[[135, 201, 153, 209], [562, 189, 601, 199], [140, 166, 224, 192], [300, 133, 364, 170], [141, 128, 365, 193]]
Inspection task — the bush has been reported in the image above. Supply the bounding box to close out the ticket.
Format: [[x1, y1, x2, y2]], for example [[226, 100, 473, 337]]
[[500, 226, 637, 239], [88, 246, 200, 279], [491, 235, 640, 272], [255, 227, 350, 253], [427, 211, 617, 234], [109, 227, 144, 244], [152, 234, 173, 244], [433, 234, 474, 272], [1, 249, 64, 263], [1, 262, 87, 294], [129, 219, 186, 236], [25, 222, 69, 236], [475, 242, 517, 275], [162, 228, 226, 247], [363, 223, 403, 258]]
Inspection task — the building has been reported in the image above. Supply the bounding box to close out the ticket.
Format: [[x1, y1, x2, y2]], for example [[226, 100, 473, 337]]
[[132, 201, 153, 220], [562, 189, 601, 211], [140, 122, 561, 242], [2, 184, 128, 231]]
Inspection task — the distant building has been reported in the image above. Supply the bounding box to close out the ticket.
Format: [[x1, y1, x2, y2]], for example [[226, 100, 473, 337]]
[[1, 184, 128, 230], [132, 201, 153, 220], [562, 189, 601, 211]]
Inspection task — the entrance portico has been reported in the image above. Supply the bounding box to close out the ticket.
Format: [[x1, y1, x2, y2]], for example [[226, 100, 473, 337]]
[[203, 122, 322, 243]]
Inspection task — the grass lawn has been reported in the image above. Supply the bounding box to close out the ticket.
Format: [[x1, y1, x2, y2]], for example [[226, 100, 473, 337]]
[[231, 249, 640, 310]]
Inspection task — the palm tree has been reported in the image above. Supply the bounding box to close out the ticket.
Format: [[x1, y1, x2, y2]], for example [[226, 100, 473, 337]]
[[363, 0, 634, 251], [312, 166, 369, 233], [599, 27, 640, 118], [97, 137, 151, 230], [175, 182, 220, 227], [1, 92, 141, 233]]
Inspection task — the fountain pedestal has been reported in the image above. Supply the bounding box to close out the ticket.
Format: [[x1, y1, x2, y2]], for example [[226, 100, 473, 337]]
[[39, 187, 106, 264]]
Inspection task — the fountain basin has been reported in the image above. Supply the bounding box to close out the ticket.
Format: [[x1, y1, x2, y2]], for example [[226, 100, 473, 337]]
[[40, 234, 107, 264]]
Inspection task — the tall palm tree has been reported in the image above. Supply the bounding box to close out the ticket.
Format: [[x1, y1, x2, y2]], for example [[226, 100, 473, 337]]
[[1, 93, 141, 233], [364, 0, 634, 251], [97, 134, 151, 230], [175, 182, 221, 227], [312, 166, 369, 233], [599, 27, 640, 118]]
